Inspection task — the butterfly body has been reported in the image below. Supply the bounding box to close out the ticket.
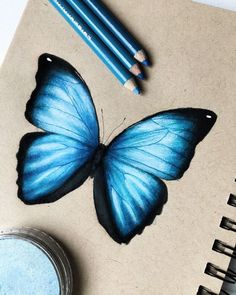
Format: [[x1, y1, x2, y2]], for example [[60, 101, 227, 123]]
[[17, 53, 217, 244], [90, 143, 107, 178]]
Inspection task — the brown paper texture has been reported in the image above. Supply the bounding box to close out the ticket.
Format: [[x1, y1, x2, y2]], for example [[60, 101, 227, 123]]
[[0, 1, 235, 294]]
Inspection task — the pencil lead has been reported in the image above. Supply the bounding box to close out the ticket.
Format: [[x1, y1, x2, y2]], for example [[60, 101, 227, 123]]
[[133, 87, 141, 95], [142, 59, 151, 67]]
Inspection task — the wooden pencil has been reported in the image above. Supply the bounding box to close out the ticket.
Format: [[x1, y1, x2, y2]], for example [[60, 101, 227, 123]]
[[49, 0, 140, 94], [83, 0, 150, 66], [66, 0, 144, 79]]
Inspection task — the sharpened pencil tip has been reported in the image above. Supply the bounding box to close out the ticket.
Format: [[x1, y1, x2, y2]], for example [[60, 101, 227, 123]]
[[134, 50, 150, 66], [142, 59, 151, 67], [137, 72, 145, 80], [133, 87, 141, 95], [124, 78, 140, 94]]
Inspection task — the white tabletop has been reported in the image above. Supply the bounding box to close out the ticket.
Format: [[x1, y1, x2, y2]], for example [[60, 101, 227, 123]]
[[0, 0, 28, 66], [193, 0, 236, 11]]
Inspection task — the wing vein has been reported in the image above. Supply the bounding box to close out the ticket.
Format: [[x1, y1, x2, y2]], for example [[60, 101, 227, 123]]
[[33, 118, 92, 147]]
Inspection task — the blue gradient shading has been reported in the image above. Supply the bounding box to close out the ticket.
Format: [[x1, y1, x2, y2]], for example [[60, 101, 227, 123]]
[[17, 53, 217, 243]]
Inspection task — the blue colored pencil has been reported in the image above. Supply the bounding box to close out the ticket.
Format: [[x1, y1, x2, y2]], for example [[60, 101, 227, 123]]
[[65, 0, 144, 79], [83, 0, 150, 66], [49, 0, 140, 94]]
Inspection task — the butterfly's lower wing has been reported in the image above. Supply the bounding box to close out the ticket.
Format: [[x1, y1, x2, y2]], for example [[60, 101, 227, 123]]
[[17, 54, 99, 203], [17, 133, 95, 204], [94, 108, 217, 243], [94, 160, 167, 243]]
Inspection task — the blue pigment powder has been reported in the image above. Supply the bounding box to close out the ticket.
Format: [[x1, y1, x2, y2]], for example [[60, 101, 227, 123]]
[[0, 238, 60, 295]]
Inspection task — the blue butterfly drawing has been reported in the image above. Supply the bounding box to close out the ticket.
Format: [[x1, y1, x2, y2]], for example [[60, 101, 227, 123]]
[[17, 54, 217, 244]]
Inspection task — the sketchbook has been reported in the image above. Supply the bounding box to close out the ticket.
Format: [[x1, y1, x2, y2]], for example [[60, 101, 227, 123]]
[[0, 0, 235, 294]]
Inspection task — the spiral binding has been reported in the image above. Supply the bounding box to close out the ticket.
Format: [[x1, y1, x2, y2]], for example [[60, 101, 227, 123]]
[[212, 240, 236, 259], [227, 194, 236, 207], [205, 263, 236, 284], [197, 190, 236, 295], [220, 217, 236, 233], [197, 285, 218, 295], [197, 285, 230, 295]]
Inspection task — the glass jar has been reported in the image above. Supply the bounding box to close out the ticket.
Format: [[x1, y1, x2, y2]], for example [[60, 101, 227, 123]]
[[0, 227, 73, 295]]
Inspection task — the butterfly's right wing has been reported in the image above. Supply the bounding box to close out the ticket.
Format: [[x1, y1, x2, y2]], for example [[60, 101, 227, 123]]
[[93, 160, 167, 243], [93, 108, 217, 243]]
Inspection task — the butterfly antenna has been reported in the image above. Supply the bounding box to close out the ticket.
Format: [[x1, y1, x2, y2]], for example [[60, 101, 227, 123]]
[[101, 108, 105, 143], [104, 117, 126, 145]]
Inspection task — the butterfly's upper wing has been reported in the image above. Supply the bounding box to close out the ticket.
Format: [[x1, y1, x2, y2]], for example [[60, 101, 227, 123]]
[[26, 54, 99, 146], [94, 108, 217, 243], [17, 54, 99, 204]]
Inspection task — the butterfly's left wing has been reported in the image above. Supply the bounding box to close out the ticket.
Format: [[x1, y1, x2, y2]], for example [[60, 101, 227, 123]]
[[94, 108, 217, 243], [25, 53, 99, 147], [17, 133, 95, 204], [17, 53, 99, 204]]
